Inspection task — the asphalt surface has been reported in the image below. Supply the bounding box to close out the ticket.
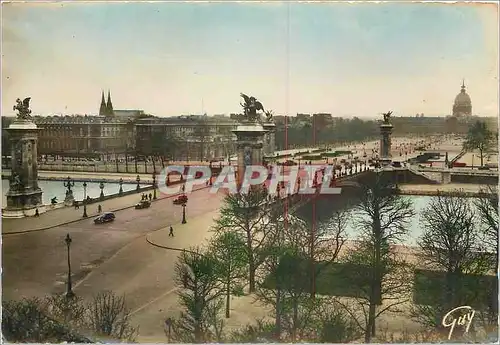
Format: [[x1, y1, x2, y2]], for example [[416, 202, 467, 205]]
[[2, 187, 224, 301]]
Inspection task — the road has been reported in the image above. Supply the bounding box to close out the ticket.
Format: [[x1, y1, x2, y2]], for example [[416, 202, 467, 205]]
[[2, 187, 224, 301]]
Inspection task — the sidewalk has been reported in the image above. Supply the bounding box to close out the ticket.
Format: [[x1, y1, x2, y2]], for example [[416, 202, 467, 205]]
[[2, 170, 183, 183], [1, 190, 153, 235], [1, 185, 200, 235], [398, 183, 487, 196]]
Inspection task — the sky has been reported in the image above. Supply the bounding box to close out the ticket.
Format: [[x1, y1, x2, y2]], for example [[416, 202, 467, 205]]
[[1, 1, 498, 118]]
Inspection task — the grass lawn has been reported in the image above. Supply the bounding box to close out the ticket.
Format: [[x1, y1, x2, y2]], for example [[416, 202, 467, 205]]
[[263, 261, 497, 311], [413, 269, 497, 310]]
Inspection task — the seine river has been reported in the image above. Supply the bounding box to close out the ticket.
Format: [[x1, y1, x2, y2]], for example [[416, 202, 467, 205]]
[[2, 179, 148, 206], [319, 195, 479, 246]]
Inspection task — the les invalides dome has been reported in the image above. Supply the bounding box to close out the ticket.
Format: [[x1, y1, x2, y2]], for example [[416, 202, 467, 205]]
[[452, 80, 472, 117]]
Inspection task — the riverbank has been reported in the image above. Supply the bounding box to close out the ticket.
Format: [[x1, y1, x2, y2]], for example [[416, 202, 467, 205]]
[[398, 183, 492, 197]]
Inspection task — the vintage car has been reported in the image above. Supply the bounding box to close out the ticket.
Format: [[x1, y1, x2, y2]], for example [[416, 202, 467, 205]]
[[94, 212, 115, 224], [173, 194, 188, 205], [135, 200, 151, 209]]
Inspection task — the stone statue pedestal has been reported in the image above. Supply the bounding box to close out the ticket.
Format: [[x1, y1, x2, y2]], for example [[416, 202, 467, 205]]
[[233, 121, 267, 189], [64, 190, 75, 206], [3, 120, 45, 218], [262, 122, 276, 157], [379, 123, 393, 168]]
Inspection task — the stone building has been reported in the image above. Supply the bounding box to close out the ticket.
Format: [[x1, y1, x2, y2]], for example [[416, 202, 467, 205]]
[[452, 80, 472, 117], [135, 115, 238, 161], [34, 115, 135, 158]]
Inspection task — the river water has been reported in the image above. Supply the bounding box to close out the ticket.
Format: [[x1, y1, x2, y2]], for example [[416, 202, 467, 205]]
[[2, 179, 148, 206], [318, 195, 480, 247]]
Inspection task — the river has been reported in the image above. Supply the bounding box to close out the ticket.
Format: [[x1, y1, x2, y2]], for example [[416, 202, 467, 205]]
[[2, 179, 149, 206]]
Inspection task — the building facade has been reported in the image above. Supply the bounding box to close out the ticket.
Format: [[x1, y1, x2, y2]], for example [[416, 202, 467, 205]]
[[34, 115, 135, 158], [135, 115, 238, 161]]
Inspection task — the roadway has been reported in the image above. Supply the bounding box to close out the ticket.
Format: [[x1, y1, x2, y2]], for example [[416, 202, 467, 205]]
[[2, 187, 224, 300]]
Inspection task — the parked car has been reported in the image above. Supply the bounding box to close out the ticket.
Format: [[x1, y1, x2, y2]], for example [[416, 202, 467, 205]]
[[135, 200, 151, 209], [392, 161, 402, 168], [94, 212, 115, 224], [173, 195, 188, 205], [478, 166, 491, 170]]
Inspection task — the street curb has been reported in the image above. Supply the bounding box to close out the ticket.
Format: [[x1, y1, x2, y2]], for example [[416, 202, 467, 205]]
[[2, 185, 211, 237], [145, 236, 189, 254]]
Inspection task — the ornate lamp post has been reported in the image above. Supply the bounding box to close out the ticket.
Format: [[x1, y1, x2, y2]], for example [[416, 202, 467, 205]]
[[99, 181, 105, 200], [181, 203, 187, 224], [65, 233, 75, 298], [118, 178, 123, 194], [64, 176, 75, 195], [136, 175, 141, 191], [82, 182, 88, 218], [152, 172, 157, 199]]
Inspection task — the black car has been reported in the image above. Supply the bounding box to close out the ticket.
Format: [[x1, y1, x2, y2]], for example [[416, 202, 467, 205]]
[[94, 212, 115, 224], [135, 200, 151, 209]]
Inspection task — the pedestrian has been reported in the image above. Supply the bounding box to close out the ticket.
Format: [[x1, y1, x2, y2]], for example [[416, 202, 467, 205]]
[[148, 193, 152, 201], [98, 204, 102, 213], [169, 226, 174, 237], [34, 208, 39, 217]]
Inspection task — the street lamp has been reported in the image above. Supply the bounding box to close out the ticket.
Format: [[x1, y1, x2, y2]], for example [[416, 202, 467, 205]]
[[136, 175, 141, 191], [64, 176, 75, 195], [152, 172, 157, 199], [65, 233, 75, 298], [82, 182, 88, 218], [181, 203, 187, 224]]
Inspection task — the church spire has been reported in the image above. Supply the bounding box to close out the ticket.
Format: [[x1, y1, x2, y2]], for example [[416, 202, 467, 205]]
[[106, 90, 114, 116], [99, 90, 107, 116]]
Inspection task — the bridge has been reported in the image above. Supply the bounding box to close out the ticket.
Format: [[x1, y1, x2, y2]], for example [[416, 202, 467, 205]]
[[415, 166, 498, 176], [412, 165, 498, 185]]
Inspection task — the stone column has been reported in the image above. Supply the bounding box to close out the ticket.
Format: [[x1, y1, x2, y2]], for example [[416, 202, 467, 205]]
[[233, 122, 267, 189], [379, 122, 394, 167], [4, 120, 45, 218], [262, 122, 276, 157]]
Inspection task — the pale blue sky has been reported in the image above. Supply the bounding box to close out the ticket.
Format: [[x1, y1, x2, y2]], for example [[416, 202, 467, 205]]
[[2, 2, 498, 117]]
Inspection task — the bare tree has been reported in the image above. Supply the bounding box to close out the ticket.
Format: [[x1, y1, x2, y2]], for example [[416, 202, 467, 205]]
[[413, 191, 494, 328], [45, 295, 86, 327], [475, 185, 499, 268], [2, 297, 92, 343], [209, 231, 248, 318], [172, 247, 224, 343], [213, 188, 278, 293], [339, 171, 415, 342], [255, 212, 347, 341], [86, 290, 138, 342]]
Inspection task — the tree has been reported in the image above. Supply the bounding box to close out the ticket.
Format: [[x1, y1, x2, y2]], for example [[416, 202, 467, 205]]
[[2, 297, 91, 343], [463, 120, 493, 166], [339, 172, 415, 343], [209, 231, 248, 318], [413, 192, 494, 328], [255, 212, 347, 341], [172, 247, 224, 343], [86, 290, 138, 342], [193, 121, 211, 161], [475, 186, 499, 269], [213, 188, 278, 293]]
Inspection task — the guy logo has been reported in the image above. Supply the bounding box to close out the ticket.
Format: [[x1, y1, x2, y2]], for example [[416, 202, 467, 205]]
[[442, 305, 475, 340]]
